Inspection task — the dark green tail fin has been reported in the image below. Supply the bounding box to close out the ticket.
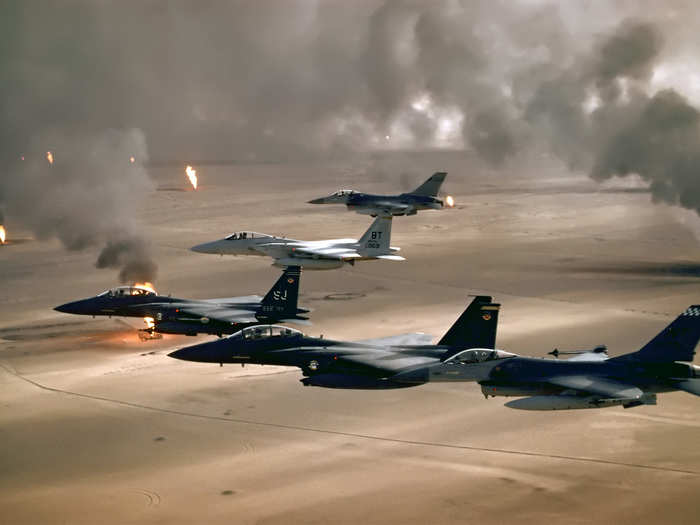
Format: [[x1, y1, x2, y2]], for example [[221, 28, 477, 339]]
[[439, 296, 499, 349]]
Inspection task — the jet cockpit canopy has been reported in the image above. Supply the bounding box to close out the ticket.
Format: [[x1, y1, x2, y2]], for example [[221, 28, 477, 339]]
[[333, 189, 356, 197], [99, 285, 156, 298], [445, 348, 516, 364], [235, 325, 302, 340], [225, 231, 270, 240]]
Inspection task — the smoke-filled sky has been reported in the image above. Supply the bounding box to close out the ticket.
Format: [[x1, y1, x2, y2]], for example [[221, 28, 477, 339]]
[[3, 0, 700, 281]]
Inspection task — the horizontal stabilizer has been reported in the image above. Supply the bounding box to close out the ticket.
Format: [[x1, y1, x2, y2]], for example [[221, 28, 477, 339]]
[[675, 379, 700, 396]]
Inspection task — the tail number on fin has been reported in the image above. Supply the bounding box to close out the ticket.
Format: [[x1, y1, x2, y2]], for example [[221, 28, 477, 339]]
[[367, 231, 382, 249], [272, 290, 288, 301]]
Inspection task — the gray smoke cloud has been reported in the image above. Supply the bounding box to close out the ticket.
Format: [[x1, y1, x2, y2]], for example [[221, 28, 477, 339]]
[[3, 128, 156, 282], [3, 0, 700, 257]]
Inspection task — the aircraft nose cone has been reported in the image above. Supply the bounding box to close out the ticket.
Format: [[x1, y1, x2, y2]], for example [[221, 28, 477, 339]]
[[308, 197, 326, 204], [168, 340, 224, 363], [168, 347, 196, 361], [54, 300, 88, 315], [191, 241, 221, 254]]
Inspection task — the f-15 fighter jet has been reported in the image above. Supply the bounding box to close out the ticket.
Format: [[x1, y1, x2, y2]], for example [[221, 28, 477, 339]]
[[54, 267, 308, 337], [308, 171, 452, 216], [169, 296, 506, 386], [191, 216, 403, 270]]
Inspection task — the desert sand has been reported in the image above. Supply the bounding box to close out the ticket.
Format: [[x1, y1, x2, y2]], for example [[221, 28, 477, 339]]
[[1, 160, 699, 524]]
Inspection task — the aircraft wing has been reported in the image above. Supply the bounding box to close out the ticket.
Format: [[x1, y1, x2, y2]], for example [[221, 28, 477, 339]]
[[173, 304, 258, 323], [202, 295, 263, 305], [566, 351, 609, 362], [357, 333, 434, 346], [369, 201, 412, 213], [257, 242, 361, 260], [335, 350, 441, 376], [288, 245, 362, 260], [546, 375, 643, 400]]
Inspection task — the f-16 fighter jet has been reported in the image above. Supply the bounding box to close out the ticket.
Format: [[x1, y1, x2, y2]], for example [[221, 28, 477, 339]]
[[169, 296, 507, 385], [466, 306, 700, 410], [308, 171, 452, 216], [54, 267, 308, 338], [190, 216, 403, 270]]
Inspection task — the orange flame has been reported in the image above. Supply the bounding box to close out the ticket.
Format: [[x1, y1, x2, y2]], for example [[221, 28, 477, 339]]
[[143, 316, 155, 330], [46, 151, 54, 165], [0, 226, 5, 244], [133, 282, 157, 294], [445, 195, 455, 208], [129, 156, 135, 164], [185, 165, 198, 190]]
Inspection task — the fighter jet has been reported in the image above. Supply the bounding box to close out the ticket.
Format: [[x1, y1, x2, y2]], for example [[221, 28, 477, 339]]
[[54, 267, 308, 337], [190, 216, 403, 270], [463, 306, 700, 410], [308, 171, 452, 216], [168, 296, 508, 386]]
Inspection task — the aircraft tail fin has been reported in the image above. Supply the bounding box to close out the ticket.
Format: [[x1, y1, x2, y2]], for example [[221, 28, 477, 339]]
[[357, 216, 393, 256], [257, 266, 302, 320], [439, 296, 500, 349], [612, 306, 700, 363], [411, 172, 447, 197]]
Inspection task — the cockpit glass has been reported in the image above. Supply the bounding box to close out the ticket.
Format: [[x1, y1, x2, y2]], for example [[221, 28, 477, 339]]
[[225, 231, 253, 240], [240, 325, 301, 340], [450, 349, 498, 364], [101, 286, 155, 297]]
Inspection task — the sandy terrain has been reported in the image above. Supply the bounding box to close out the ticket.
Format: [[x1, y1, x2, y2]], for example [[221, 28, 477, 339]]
[[2, 160, 700, 524]]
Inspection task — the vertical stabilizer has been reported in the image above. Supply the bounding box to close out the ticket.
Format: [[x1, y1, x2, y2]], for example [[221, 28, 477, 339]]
[[258, 266, 302, 319], [411, 172, 447, 197], [358, 217, 393, 256], [439, 296, 500, 350], [612, 306, 700, 363]]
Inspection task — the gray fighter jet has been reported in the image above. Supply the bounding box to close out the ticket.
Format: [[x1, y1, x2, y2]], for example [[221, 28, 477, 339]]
[[308, 171, 452, 216], [54, 267, 308, 337], [191, 216, 403, 270], [169, 296, 507, 384], [169, 297, 700, 410]]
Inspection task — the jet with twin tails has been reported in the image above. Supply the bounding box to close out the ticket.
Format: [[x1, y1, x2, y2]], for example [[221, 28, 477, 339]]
[[169, 296, 509, 387], [169, 297, 700, 410], [190, 216, 403, 270], [308, 171, 453, 217], [54, 267, 308, 338]]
